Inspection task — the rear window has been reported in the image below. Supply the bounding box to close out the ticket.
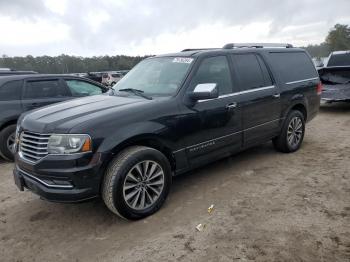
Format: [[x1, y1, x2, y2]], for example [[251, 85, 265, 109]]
[[327, 53, 350, 67], [269, 52, 318, 83], [0, 80, 22, 101]]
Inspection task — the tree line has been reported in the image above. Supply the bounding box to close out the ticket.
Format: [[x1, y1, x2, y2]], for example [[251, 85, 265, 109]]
[[0, 24, 349, 73], [0, 54, 149, 74], [304, 24, 350, 57]]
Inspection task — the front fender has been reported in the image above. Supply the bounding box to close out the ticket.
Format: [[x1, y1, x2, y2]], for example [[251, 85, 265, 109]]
[[97, 121, 175, 153]]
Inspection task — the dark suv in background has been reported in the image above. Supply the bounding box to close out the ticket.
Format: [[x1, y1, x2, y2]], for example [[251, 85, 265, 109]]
[[0, 74, 108, 161], [13, 43, 321, 220]]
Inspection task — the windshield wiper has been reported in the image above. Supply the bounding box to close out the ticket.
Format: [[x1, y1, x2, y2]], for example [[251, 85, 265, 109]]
[[118, 88, 153, 100]]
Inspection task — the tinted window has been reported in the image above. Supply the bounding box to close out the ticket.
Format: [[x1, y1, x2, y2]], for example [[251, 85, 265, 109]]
[[190, 56, 233, 95], [269, 52, 318, 83], [0, 80, 22, 101], [66, 80, 103, 96], [24, 80, 68, 99], [232, 54, 265, 90], [257, 55, 273, 86], [327, 53, 350, 66]]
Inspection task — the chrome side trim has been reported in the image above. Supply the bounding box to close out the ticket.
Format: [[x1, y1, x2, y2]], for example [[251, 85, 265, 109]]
[[244, 118, 283, 131], [198, 85, 275, 103], [172, 118, 284, 154], [18, 167, 74, 189], [187, 130, 242, 149], [285, 77, 319, 85]]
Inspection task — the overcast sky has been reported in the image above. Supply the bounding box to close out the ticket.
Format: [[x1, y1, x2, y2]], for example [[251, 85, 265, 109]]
[[0, 0, 349, 57]]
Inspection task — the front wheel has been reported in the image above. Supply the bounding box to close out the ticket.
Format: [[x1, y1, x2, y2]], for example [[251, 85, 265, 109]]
[[102, 146, 172, 220], [0, 124, 16, 161], [273, 110, 305, 153]]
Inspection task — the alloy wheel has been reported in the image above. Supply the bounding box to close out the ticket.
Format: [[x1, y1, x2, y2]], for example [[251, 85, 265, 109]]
[[123, 160, 165, 210], [287, 116, 303, 148], [6, 132, 16, 153]]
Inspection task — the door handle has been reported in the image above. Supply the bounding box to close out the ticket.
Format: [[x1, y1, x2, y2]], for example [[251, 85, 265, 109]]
[[226, 102, 237, 110], [31, 103, 40, 107], [273, 94, 280, 98]]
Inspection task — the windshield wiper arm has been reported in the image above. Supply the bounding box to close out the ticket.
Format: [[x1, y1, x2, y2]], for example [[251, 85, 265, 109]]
[[118, 88, 153, 100]]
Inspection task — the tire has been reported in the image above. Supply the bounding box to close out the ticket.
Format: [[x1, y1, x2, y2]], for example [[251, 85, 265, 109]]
[[102, 146, 172, 220], [273, 110, 305, 153], [0, 124, 16, 161]]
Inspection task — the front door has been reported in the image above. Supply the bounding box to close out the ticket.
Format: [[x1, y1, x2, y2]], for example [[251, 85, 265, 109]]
[[180, 55, 243, 167]]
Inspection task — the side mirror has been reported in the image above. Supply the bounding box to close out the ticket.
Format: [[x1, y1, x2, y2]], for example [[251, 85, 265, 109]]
[[189, 83, 218, 101]]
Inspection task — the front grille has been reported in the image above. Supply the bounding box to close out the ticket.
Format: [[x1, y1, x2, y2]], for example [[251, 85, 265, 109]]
[[19, 131, 50, 162]]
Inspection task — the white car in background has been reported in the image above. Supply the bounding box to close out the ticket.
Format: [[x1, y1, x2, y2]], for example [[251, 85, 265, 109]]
[[102, 72, 123, 86]]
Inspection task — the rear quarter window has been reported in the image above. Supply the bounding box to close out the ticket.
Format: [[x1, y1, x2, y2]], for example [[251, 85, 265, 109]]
[[269, 52, 318, 83], [0, 80, 22, 101]]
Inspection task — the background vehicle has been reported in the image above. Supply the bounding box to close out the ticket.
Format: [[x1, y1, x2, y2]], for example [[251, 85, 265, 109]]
[[85, 72, 103, 83], [13, 43, 321, 220], [102, 72, 127, 86], [0, 74, 108, 161], [319, 50, 350, 102], [0, 68, 37, 76]]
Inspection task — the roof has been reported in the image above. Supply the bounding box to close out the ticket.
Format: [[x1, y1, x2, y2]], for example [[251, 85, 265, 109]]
[[0, 74, 100, 85], [330, 50, 350, 55]]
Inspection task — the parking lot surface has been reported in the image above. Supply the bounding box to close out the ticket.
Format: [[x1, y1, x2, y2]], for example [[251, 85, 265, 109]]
[[0, 103, 349, 262]]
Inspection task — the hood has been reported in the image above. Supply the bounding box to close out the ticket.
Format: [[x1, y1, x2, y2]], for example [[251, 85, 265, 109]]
[[21, 95, 150, 133]]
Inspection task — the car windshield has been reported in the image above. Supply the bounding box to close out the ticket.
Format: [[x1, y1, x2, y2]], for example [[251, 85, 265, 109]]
[[112, 57, 194, 96]]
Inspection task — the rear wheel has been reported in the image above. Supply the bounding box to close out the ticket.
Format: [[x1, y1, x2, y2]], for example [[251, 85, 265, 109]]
[[0, 124, 16, 161], [102, 146, 172, 220], [273, 110, 305, 153]]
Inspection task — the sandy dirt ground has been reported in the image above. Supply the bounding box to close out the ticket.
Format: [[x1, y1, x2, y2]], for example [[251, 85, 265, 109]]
[[0, 103, 349, 262]]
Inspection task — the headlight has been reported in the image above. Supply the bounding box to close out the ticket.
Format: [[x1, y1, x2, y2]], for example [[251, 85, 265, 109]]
[[48, 134, 92, 154]]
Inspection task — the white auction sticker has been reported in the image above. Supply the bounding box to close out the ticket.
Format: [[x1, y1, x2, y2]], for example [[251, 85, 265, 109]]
[[172, 57, 193, 64]]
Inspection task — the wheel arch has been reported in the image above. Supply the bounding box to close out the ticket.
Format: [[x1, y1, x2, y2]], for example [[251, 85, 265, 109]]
[[109, 134, 176, 171], [0, 119, 18, 132], [284, 95, 309, 121]]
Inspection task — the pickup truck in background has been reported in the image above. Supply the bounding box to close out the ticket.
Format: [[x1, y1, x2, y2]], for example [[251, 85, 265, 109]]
[[319, 50, 350, 103]]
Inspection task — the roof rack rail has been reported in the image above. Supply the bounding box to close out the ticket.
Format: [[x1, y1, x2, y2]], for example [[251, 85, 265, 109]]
[[181, 48, 217, 52], [222, 43, 293, 49]]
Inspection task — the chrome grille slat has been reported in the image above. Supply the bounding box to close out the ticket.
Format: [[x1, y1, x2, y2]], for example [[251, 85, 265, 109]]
[[19, 131, 50, 162], [21, 147, 48, 155], [21, 144, 47, 151], [22, 135, 49, 140], [21, 138, 48, 145]]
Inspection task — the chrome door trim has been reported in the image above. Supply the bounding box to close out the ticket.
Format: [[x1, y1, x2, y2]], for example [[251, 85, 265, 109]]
[[285, 77, 319, 85], [198, 85, 276, 103]]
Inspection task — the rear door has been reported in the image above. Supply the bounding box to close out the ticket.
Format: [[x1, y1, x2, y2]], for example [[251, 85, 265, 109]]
[[22, 78, 71, 111], [230, 53, 281, 147], [0, 80, 23, 125]]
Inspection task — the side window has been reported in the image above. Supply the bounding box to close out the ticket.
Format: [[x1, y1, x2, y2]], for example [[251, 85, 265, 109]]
[[24, 80, 68, 99], [0, 80, 22, 101], [257, 55, 273, 86], [269, 52, 318, 83], [65, 80, 103, 97], [232, 54, 265, 91], [190, 56, 233, 95]]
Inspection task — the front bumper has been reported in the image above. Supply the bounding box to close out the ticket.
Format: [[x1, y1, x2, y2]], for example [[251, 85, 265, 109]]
[[13, 152, 109, 203]]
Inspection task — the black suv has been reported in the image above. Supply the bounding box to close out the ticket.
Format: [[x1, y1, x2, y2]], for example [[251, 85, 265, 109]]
[[13, 44, 321, 220], [0, 74, 108, 161]]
